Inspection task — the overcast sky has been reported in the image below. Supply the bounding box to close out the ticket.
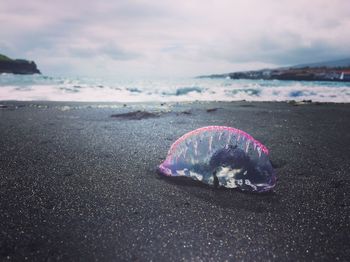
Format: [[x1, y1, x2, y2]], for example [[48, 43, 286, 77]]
[[0, 0, 349, 77]]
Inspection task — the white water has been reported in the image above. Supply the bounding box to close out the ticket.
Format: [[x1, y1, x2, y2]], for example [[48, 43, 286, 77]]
[[0, 74, 349, 102]]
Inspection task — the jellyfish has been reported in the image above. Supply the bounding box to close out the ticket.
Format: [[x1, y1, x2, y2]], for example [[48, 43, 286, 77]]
[[158, 126, 276, 192]]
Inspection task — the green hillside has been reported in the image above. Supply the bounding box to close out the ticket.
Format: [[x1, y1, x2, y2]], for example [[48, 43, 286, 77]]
[[0, 54, 12, 61]]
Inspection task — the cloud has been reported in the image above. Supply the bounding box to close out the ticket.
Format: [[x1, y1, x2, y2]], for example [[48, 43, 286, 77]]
[[69, 43, 141, 61], [212, 33, 349, 66], [0, 0, 349, 77]]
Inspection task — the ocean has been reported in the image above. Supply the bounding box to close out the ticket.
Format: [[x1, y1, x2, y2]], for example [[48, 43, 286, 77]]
[[0, 73, 349, 102]]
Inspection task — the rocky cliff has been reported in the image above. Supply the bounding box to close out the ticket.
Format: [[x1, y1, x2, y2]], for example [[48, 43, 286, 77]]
[[0, 54, 41, 74]]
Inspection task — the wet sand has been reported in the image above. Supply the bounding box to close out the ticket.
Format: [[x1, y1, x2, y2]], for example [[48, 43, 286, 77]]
[[0, 101, 349, 261]]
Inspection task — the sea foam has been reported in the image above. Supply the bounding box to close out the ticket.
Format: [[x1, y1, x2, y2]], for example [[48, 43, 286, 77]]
[[0, 74, 349, 102]]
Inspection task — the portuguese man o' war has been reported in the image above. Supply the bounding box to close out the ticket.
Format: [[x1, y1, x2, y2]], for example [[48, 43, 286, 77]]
[[158, 126, 276, 192]]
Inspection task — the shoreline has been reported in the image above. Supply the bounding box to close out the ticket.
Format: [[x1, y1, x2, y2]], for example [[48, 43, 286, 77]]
[[1, 98, 349, 104], [1, 74, 350, 103]]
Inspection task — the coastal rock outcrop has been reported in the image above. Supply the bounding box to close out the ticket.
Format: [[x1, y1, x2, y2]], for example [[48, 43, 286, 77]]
[[199, 58, 350, 82], [0, 54, 41, 74]]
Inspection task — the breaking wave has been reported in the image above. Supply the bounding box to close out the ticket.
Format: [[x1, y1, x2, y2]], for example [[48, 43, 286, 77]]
[[0, 74, 349, 102]]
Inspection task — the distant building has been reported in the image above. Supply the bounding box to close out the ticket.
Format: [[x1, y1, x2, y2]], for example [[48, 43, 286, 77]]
[[262, 70, 271, 77], [340, 71, 350, 81], [322, 71, 341, 80]]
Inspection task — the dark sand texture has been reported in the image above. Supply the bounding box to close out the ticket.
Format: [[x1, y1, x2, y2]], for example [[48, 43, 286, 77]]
[[0, 101, 349, 261]]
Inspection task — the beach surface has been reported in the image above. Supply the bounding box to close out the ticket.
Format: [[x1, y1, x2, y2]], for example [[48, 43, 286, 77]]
[[0, 101, 349, 261]]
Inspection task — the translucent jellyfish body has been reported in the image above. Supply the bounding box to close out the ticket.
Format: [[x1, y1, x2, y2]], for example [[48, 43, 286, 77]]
[[158, 126, 276, 192]]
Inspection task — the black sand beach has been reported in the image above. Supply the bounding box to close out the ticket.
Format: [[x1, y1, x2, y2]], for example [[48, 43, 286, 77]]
[[0, 101, 349, 261]]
